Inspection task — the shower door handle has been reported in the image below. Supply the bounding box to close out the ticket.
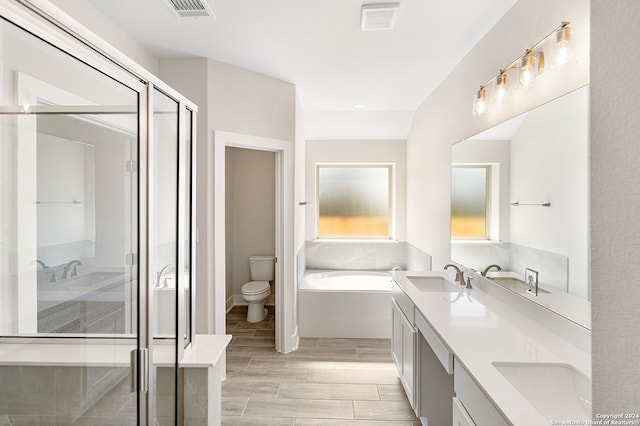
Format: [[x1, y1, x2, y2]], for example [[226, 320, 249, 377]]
[[130, 348, 149, 393]]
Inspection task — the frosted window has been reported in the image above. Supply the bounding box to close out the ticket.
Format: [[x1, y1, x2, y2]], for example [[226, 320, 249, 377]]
[[317, 166, 391, 238], [451, 167, 488, 239]]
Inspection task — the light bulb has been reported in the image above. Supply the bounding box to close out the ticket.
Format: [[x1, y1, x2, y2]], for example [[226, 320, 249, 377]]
[[554, 24, 573, 68], [473, 87, 487, 116], [518, 51, 539, 89], [494, 73, 508, 103]]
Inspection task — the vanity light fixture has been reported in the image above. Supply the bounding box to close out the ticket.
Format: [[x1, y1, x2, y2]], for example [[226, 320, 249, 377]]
[[472, 21, 573, 116]]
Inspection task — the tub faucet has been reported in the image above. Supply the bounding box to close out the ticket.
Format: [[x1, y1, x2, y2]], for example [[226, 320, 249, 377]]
[[157, 264, 176, 288], [390, 265, 402, 272], [61, 260, 82, 279], [481, 264, 502, 277], [444, 264, 465, 286]]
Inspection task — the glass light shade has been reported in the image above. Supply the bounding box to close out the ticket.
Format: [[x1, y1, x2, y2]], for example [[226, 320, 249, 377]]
[[473, 87, 487, 116], [493, 72, 509, 103], [553, 25, 575, 68], [518, 51, 540, 89]]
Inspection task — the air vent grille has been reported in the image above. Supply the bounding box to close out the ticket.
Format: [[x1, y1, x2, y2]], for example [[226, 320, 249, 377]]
[[361, 3, 399, 31], [164, 0, 213, 18]]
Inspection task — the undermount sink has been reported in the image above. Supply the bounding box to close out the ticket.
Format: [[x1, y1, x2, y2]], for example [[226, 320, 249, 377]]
[[492, 362, 592, 421], [407, 274, 460, 292]]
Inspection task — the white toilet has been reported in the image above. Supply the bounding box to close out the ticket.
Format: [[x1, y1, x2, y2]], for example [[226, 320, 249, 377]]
[[241, 256, 275, 323]]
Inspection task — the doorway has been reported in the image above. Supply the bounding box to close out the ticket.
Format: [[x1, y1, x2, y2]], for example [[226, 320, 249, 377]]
[[225, 146, 276, 322], [213, 131, 297, 353]]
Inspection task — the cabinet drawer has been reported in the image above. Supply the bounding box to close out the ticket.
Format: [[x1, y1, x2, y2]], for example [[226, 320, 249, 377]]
[[415, 309, 453, 374], [454, 358, 509, 426], [391, 280, 414, 324], [453, 397, 476, 426]]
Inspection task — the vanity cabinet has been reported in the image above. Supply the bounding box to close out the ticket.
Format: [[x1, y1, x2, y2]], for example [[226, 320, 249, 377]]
[[414, 310, 454, 425], [391, 280, 454, 424], [391, 297, 416, 407], [453, 358, 509, 426]]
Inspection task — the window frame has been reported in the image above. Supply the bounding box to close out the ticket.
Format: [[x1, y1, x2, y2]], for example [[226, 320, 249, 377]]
[[315, 163, 396, 240]]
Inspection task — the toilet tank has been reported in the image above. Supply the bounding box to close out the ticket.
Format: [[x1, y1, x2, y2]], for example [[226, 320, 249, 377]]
[[249, 256, 275, 281]]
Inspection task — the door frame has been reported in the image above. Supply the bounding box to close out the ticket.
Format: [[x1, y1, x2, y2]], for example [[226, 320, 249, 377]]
[[212, 130, 297, 353]]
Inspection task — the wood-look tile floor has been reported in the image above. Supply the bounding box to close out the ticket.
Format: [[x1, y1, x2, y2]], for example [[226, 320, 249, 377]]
[[223, 306, 420, 426]]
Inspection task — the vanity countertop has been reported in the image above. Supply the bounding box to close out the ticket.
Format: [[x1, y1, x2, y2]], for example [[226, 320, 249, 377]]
[[391, 270, 591, 426]]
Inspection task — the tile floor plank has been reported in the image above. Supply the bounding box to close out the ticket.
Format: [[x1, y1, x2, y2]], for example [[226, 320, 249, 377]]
[[306, 369, 400, 385], [243, 398, 354, 419], [278, 383, 380, 400], [353, 400, 417, 421]]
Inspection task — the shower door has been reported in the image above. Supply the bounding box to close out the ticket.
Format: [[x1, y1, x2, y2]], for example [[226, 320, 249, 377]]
[[0, 6, 146, 425]]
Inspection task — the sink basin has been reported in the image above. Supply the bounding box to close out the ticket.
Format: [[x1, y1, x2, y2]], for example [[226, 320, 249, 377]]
[[492, 362, 591, 421], [407, 275, 460, 292], [491, 277, 551, 294]]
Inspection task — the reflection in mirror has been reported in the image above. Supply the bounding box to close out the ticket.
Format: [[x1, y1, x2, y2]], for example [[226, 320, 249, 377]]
[[451, 86, 590, 329], [35, 112, 137, 334]]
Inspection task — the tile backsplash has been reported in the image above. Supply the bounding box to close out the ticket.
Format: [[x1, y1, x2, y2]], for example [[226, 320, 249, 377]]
[[300, 241, 431, 281], [451, 241, 568, 292]]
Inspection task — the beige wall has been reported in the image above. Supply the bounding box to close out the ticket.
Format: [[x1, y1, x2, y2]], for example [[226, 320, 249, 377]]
[[160, 58, 296, 333], [305, 139, 407, 241], [590, 0, 640, 412], [225, 147, 276, 301]]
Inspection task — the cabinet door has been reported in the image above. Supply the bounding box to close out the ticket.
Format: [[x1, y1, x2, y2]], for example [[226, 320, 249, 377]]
[[453, 397, 477, 426], [391, 299, 416, 407], [391, 300, 403, 370], [401, 314, 415, 404]]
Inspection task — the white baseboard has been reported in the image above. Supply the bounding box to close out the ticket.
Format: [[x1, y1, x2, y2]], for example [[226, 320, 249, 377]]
[[291, 325, 299, 351], [225, 295, 234, 313]]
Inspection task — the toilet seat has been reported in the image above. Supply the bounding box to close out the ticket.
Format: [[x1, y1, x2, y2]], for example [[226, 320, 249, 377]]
[[242, 280, 270, 295]]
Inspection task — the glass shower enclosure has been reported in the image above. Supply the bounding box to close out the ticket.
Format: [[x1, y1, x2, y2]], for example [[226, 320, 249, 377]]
[[0, 1, 196, 424]]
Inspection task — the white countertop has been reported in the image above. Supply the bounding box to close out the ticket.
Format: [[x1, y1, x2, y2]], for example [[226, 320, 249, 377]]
[[0, 334, 231, 368], [391, 270, 591, 426]]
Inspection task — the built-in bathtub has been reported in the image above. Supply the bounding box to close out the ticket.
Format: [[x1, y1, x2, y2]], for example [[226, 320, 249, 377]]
[[298, 270, 393, 338]]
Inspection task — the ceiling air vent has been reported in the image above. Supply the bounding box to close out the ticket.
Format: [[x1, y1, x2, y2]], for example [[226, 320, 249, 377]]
[[164, 0, 214, 18], [361, 3, 399, 31]]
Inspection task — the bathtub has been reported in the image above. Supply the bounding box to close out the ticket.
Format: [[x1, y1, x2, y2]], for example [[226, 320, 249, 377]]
[[298, 270, 393, 338]]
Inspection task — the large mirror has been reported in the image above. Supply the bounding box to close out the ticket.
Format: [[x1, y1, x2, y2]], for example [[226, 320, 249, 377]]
[[451, 85, 590, 329]]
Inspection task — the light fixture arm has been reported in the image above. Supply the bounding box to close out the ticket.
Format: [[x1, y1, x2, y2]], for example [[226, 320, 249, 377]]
[[476, 21, 570, 91]]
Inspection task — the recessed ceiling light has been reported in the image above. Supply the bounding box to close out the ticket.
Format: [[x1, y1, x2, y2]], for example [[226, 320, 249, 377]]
[[353, 104, 367, 109]]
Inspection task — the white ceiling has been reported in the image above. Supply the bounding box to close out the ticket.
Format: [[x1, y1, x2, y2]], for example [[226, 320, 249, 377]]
[[87, 0, 517, 139]]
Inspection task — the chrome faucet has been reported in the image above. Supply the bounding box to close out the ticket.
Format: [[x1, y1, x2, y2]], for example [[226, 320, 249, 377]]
[[156, 263, 176, 288], [61, 260, 82, 279], [444, 263, 465, 286], [481, 264, 502, 277], [35, 260, 48, 269], [390, 265, 403, 272]]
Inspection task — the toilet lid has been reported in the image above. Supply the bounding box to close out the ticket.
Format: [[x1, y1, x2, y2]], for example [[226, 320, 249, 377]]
[[242, 281, 270, 295]]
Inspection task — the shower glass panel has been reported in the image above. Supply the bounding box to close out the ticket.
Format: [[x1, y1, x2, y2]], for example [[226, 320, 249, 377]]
[[0, 16, 139, 424], [151, 88, 179, 425]]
